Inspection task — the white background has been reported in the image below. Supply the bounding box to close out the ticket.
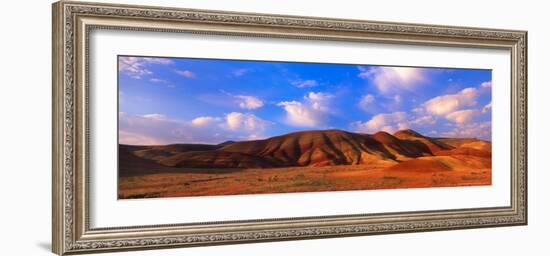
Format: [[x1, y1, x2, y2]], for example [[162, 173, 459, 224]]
[[91, 29, 510, 227], [0, 0, 547, 255]]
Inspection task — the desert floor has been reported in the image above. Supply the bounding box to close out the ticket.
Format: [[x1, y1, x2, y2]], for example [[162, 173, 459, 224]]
[[118, 163, 491, 199]]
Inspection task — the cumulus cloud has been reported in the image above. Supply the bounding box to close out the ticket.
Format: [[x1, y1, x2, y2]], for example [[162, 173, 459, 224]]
[[357, 66, 427, 94], [291, 79, 318, 88], [140, 57, 173, 65], [410, 115, 437, 126], [277, 101, 320, 127], [424, 87, 478, 116], [119, 112, 270, 145], [416, 82, 491, 134], [277, 92, 333, 127], [445, 109, 478, 124], [119, 112, 188, 145], [175, 69, 196, 78], [482, 102, 492, 113], [223, 112, 271, 131], [481, 81, 492, 88], [358, 94, 375, 112], [191, 116, 221, 127], [234, 95, 264, 110], [306, 92, 333, 109], [352, 111, 439, 134], [361, 94, 375, 104], [352, 112, 408, 133], [119, 57, 173, 79]]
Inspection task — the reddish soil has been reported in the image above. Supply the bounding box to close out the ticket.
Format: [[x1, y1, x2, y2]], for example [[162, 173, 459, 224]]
[[118, 129, 492, 199]]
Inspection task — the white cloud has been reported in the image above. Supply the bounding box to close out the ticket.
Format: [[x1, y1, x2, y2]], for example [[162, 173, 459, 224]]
[[278, 101, 321, 127], [424, 87, 478, 116], [412, 107, 424, 113], [442, 121, 491, 140], [410, 115, 436, 126], [118, 57, 173, 79], [358, 94, 375, 112], [119, 130, 164, 145], [291, 79, 318, 88], [482, 102, 492, 113], [223, 112, 270, 131], [191, 116, 220, 127], [352, 112, 408, 133], [394, 95, 402, 103], [149, 78, 175, 88], [306, 92, 333, 109], [234, 95, 264, 110], [361, 94, 375, 104], [357, 66, 427, 94], [119, 112, 187, 145], [191, 113, 270, 133], [119, 112, 270, 145], [352, 111, 439, 134], [232, 68, 250, 77], [445, 109, 478, 124], [481, 81, 492, 88], [357, 94, 378, 113], [141, 113, 166, 120], [150, 78, 168, 83], [277, 92, 334, 127], [140, 57, 173, 65], [175, 69, 196, 78]]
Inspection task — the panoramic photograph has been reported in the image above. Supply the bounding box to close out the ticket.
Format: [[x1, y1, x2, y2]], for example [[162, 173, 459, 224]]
[[117, 56, 492, 199]]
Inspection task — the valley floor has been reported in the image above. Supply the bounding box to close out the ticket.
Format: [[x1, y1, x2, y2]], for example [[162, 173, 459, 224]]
[[118, 162, 491, 199]]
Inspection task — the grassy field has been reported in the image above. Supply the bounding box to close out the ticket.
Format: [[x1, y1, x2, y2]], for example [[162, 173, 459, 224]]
[[118, 163, 491, 199]]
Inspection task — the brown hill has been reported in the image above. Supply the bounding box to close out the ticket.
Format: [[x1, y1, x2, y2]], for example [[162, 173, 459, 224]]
[[434, 138, 492, 157], [459, 141, 492, 152], [161, 129, 447, 168], [435, 147, 491, 158], [129, 144, 222, 162], [160, 151, 279, 168], [386, 155, 491, 172], [119, 145, 169, 177], [210, 129, 398, 167], [394, 129, 454, 153], [371, 131, 433, 160], [435, 138, 490, 150], [121, 129, 491, 170]]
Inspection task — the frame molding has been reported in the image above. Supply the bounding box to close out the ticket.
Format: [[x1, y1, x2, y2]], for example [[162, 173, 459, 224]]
[[52, 1, 527, 255]]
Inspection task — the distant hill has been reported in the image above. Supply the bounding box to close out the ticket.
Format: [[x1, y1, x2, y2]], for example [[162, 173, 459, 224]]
[[394, 129, 453, 152], [217, 140, 236, 146], [120, 129, 491, 171], [436, 138, 491, 152], [119, 145, 168, 177]]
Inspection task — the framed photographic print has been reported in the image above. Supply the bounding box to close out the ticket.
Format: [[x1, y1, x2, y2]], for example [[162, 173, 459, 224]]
[[52, 1, 527, 255]]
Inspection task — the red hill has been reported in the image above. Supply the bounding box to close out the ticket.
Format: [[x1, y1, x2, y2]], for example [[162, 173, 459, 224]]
[[120, 129, 490, 170]]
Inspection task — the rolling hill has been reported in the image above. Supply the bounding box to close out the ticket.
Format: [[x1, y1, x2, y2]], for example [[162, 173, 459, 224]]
[[120, 129, 491, 171]]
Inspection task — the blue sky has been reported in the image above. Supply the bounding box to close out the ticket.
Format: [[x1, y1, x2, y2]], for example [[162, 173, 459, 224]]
[[118, 56, 492, 145]]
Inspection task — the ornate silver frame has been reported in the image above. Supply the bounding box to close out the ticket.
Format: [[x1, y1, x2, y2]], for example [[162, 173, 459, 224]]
[[52, 1, 527, 255]]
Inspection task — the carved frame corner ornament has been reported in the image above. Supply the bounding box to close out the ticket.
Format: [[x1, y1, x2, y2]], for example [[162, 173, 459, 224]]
[[52, 1, 527, 255]]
